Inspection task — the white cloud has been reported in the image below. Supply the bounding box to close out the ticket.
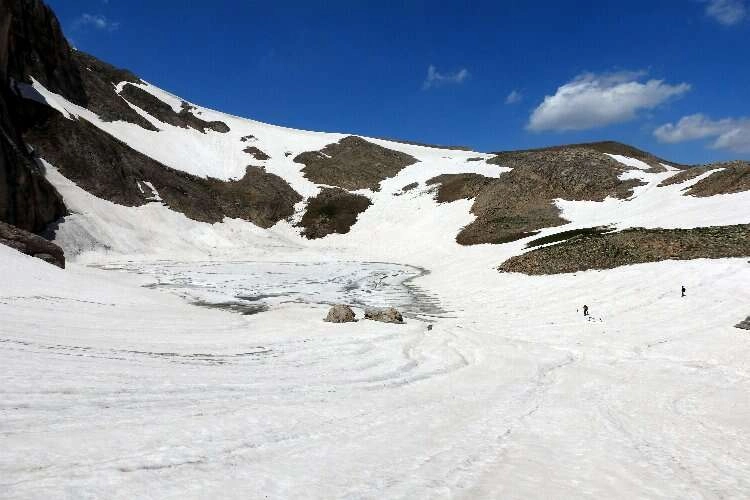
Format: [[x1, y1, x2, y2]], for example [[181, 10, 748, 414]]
[[74, 13, 120, 32], [527, 71, 690, 132], [704, 0, 747, 26], [422, 65, 469, 90], [654, 114, 750, 153], [505, 90, 522, 104]]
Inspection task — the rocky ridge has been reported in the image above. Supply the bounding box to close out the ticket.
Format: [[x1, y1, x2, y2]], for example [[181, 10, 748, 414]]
[[498, 225, 750, 275]]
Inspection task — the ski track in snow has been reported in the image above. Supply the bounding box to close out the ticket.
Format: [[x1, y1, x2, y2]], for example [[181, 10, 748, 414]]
[[2, 81, 750, 498]]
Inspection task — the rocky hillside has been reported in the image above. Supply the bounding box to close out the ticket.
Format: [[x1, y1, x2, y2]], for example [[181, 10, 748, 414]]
[[498, 225, 750, 275], [0, 0, 67, 234], [0, 0, 748, 274]]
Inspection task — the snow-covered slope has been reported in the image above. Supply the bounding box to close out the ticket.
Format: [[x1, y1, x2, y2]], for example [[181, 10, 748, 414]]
[[3, 9, 750, 497]]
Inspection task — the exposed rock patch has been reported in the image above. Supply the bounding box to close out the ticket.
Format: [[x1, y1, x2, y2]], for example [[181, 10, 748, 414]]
[[494, 141, 681, 170], [243, 146, 269, 160], [525, 226, 614, 248], [373, 136, 472, 151], [498, 225, 750, 275], [364, 307, 404, 324], [736, 316, 750, 330], [25, 114, 300, 226], [456, 147, 642, 245], [658, 165, 718, 187], [324, 304, 356, 323], [3, 0, 86, 106], [298, 187, 371, 239], [294, 135, 417, 191], [0, 94, 66, 232], [0, 220, 64, 267], [72, 51, 157, 131], [426, 173, 493, 203], [0, 0, 68, 233], [684, 162, 750, 197], [119, 84, 229, 133]]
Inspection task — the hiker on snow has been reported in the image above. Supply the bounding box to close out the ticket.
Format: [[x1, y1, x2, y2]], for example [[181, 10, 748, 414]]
[[681, 286, 686, 297], [583, 305, 589, 317]]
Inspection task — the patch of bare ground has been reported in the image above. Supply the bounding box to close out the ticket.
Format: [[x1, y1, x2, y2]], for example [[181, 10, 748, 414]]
[[243, 146, 270, 160], [658, 165, 719, 187], [493, 140, 682, 170], [294, 136, 417, 191], [373, 136, 473, 151], [24, 115, 300, 226], [119, 83, 229, 133], [298, 187, 371, 239], [452, 147, 643, 245], [498, 224, 750, 275], [72, 51, 158, 131], [684, 161, 750, 196], [0, 220, 65, 267], [426, 173, 493, 203], [736, 316, 750, 330]]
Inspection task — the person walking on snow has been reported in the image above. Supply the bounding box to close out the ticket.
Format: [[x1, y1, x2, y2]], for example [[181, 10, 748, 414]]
[[583, 305, 589, 317], [681, 286, 686, 297]]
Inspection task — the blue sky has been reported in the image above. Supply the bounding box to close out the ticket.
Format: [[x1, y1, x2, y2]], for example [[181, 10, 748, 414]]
[[49, 0, 750, 163]]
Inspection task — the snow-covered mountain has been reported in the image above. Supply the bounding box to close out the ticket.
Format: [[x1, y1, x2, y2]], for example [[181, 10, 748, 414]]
[[2, 1, 750, 498]]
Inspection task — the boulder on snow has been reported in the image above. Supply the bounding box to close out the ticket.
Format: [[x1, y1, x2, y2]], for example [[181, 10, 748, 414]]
[[0, 221, 65, 268], [736, 316, 750, 331], [364, 307, 404, 324], [324, 304, 356, 323]]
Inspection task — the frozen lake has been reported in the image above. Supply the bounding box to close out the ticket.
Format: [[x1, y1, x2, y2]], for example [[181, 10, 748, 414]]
[[94, 260, 446, 318]]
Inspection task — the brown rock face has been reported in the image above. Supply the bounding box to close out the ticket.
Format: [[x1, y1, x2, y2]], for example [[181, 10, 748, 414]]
[[119, 83, 230, 133], [0, 220, 64, 267], [1, 0, 85, 106], [426, 173, 493, 203], [659, 162, 750, 196], [684, 162, 750, 197], [72, 51, 157, 131], [658, 165, 718, 187], [0, 0, 67, 233], [294, 136, 418, 191], [454, 147, 642, 245], [25, 114, 301, 227], [298, 187, 371, 239], [498, 224, 750, 275], [243, 146, 270, 160]]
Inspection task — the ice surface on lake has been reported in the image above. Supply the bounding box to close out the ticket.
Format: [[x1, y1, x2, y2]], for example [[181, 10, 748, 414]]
[[96, 261, 446, 318]]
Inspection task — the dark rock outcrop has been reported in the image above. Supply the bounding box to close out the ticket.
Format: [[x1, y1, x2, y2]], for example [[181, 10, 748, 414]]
[[493, 141, 682, 171], [426, 173, 493, 203], [658, 165, 718, 187], [294, 136, 417, 191], [684, 161, 750, 197], [455, 147, 642, 245], [2, 0, 85, 106], [119, 83, 229, 133], [660, 162, 750, 196], [25, 114, 301, 226], [72, 51, 157, 131], [364, 307, 404, 324], [298, 187, 371, 239], [324, 304, 356, 323], [0, 219, 64, 267], [736, 316, 750, 331], [498, 224, 750, 275], [0, 0, 67, 233], [243, 146, 269, 160]]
